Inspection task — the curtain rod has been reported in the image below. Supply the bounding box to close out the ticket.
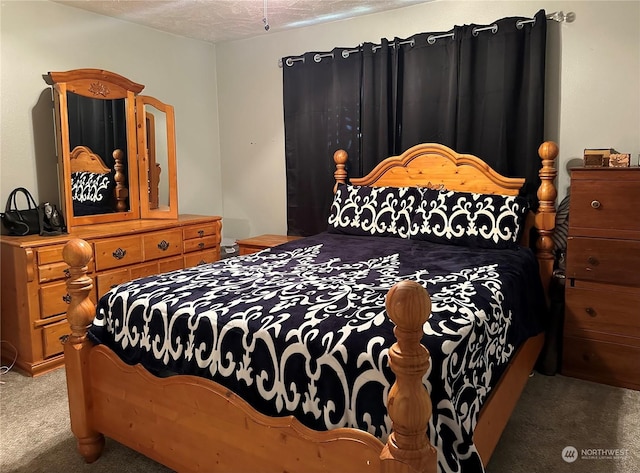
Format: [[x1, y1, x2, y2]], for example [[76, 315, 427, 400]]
[[279, 11, 574, 68]]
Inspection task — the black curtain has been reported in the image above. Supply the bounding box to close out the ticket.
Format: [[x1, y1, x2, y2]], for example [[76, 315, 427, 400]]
[[283, 49, 362, 236], [455, 10, 547, 206], [394, 31, 460, 152], [283, 10, 547, 236], [359, 39, 396, 174]]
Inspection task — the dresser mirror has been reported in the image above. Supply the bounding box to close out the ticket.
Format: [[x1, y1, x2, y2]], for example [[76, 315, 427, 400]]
[[47, 69, 178, 232], [136, 95, 178, 219]]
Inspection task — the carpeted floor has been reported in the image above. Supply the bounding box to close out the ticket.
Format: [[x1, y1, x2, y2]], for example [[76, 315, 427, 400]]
[[1, 367, 638, 473]]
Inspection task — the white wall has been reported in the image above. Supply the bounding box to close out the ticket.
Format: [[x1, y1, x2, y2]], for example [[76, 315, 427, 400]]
[[0, 0, 222, 221], [216, 0, 640, 239]]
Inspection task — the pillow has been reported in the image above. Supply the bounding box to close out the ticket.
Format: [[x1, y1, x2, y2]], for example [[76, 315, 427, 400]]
[[328, 183, 419, 238], [71, 171, 114, 215], [409, 187, 529, 249]]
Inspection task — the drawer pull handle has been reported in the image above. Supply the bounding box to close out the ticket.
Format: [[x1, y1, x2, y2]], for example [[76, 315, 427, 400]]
[[198, 230, 205, 237], [197, 259, 206, 265], [112, 248, 127, 260], [590, 200, 601, 209], [62, 293, 71, 304], [198, 242, 205, 249], [63, 268, 71, 278], [158, 240, 170, 251], [585, 307, 597, 317], [587, 256, 598, 266]]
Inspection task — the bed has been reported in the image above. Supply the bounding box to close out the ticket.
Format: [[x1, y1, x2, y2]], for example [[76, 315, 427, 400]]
[[62, 141, 558, 473]]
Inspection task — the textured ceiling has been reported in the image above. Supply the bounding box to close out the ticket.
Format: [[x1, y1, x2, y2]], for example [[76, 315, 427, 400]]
[[54, 0, 430, 43]]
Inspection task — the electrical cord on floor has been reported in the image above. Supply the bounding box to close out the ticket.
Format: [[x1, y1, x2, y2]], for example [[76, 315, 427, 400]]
[[0, 340, 18, 383]]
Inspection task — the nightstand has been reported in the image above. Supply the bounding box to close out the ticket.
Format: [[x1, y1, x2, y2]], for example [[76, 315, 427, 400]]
[[236, 234, 302, 256]]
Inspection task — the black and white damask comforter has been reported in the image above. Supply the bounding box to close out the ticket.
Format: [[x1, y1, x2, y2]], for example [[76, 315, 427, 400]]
[[90, 232, 545, 473]]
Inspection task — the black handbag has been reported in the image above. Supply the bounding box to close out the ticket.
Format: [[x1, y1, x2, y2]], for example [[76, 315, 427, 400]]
[[38, 202, 67, 236], [1, 187, 40, 236]]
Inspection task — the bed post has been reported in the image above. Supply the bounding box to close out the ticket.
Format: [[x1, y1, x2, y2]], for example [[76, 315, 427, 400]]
[[62, 238, 105, 463], [333, 149, 348, 192], [380, 281, 438, 473], [534, 141, 559, 296]]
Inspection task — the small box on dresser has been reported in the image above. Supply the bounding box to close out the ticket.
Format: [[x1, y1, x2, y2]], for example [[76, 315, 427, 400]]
[[563, 167, 640, 390]]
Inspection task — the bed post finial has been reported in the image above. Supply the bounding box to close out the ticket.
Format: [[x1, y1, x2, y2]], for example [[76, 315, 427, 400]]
[[333, 149, 348, 193], [62, 238, 105, 463], [535, 141, 559, 296], [381, 280, 437, 473]]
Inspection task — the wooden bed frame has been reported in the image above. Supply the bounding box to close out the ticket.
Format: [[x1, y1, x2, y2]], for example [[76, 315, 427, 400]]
[[62, 141, 558, 473]]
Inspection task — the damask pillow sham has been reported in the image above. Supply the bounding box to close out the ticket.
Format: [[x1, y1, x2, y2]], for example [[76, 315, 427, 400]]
[[410, 188, 529, 249], [71, 171, 114, 215], [327, 183, 419, 238]]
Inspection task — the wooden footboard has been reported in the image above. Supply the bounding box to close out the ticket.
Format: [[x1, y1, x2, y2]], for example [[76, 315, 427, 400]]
[[62, 239, 437, 473]]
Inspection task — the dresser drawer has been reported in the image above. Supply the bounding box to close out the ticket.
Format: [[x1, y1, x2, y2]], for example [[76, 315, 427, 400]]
[[183, 235, 219, 253], [39, 280, 97, 319], [566, 237, 640, 286], [42, 319, 70, 358], [131, 261, 160, 280], [96, 262, 163, 296], [565, 285, 640, 340], [159, 256, 184, 274], [39, 281, 73, 319], [93, 235, 144, 271], [184, 248, 219, 268], [38, 244, 74, 283], [36, 245, 65, 265], [39, 256, 94, 283], [96, 268, 130, 297], [570, 174, 640, 235], [39, 261, 70, 283], [563, 335, 640, 390], [183, 223, 220, 240], [143, 229, 183, 261]]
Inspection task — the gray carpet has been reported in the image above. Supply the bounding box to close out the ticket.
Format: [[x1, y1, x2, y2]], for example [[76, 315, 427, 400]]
[[1, 368, 638, 473]]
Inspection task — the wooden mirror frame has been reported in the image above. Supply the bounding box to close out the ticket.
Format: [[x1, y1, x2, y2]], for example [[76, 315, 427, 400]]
[[48, 68, 179, 231], [136, 95, 178, 219]]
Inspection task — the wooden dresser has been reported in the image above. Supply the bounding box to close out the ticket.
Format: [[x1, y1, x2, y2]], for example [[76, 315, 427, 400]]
[[563, 167, 640, 390], [0, 214, 221, 376]]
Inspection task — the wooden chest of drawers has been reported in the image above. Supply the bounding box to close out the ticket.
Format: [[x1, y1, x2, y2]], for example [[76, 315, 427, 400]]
[[563, 168, 640, 390], [0, 214, 221, 376]]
